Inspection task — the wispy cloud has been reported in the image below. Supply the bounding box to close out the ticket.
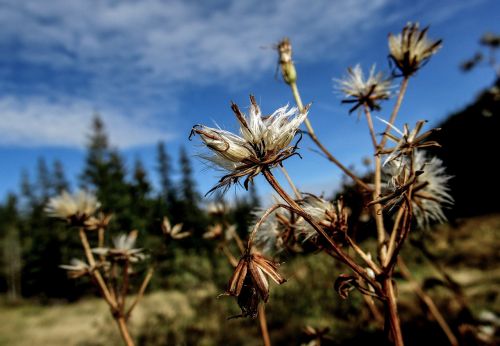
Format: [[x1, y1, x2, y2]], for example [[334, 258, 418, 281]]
[[1, 0, 392, 85], [0, 96, 172, 148]]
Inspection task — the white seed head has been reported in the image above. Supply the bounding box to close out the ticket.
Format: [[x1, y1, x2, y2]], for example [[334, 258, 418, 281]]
[[60, 258, 89, 271], [251, 209, 285, 255], [412, 151, 453, 227], [384, 151, 453, 228], [93, 231, 146, 262], [335, 64, 392, 111], [297, 195, 336, 240], [60, 258, 90, 278], [46, 190, 100, 221]]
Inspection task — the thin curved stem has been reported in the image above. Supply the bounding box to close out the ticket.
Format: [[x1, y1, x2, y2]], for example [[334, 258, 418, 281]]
[[383, 276, 404, 346], [384, 205, 406, 267], [364, 104, 378, 149], [79, 228, 116, 309], [116, 316, 135, 346], [398, 258, 458, 346], [379, 77, 409, 150], [126, 267, 154, 319], [258, 304, 271, 346], [261, 169, 383, 297], [363, 105, 388, 252], [289, 82, 372, 192], [279, 165, 302, 199]]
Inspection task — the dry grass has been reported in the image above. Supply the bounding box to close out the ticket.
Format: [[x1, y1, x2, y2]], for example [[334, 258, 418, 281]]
[[0, 214, 498, 345]]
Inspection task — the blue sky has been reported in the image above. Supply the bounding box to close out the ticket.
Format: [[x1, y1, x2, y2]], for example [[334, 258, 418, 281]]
[[0, 0, 498, 201]]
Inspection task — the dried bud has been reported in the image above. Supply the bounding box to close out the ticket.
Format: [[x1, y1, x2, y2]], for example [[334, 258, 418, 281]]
[[93, 230, 146, 263], [277, 38, 297, 84], [334, 274, 357, 299], [223, 252, 286, 318], [161, 216, 190, 240], [85, 212, 112, 231], [60, 259, 90, 279]]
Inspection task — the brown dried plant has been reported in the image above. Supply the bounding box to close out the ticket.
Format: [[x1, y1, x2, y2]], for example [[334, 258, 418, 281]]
[[47, 190, 154, 346], [191, 22, 458, 346]]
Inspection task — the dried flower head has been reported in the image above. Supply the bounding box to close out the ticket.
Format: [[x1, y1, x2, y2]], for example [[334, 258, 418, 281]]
[[383, 151, 453, 227], [85, 212, 112, 231], [224, 251, 286, 318], [191, 95, 307, 193], [410, 152, 453, 227], [336, 64, 392, 113], [46, 190, 100, 225], [388, 22, 442, 76], [302, 326, 332, 346], [206, 202, 227, 216], [252, 211, 283, 255], [161, 216, 190, 240], [480, 32, 500, 48], [379, 118, 441, 165], [251, 201, 307, 255], [60, 258, 90, 279], [297, 195, 349, 243], [203, 224, 224, 240], [93, 230, 146, 262]]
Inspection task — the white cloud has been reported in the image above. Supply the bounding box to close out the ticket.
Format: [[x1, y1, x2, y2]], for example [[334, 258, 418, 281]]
[[0, 96, 172, 148]]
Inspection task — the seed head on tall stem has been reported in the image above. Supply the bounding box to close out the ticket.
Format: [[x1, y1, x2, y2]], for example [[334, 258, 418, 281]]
[[190, 95, 307, 193]]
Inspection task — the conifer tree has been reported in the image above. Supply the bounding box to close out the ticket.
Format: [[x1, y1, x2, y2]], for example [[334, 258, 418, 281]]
[[52, 160, 69, 194], [157, 141, 176, 205], [179, 146, 198, 206]]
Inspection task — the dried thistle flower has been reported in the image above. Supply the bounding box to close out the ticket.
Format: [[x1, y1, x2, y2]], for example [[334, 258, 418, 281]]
[[206, 202, 227, 216], [93, 230, 146, 262], [383, 151, 453, 227], [46, 190, 100, 225], [378, 118, 441, 165], [161, 216, 190, 240], [224, 251, 286, 318], [85, 212, 112, 231], [410, 152, 453, 227], [203, 224, 224, 240], [191, 95, 307, 193], [251, 204, 306, 255], [336, 64, 392, 113], [60, 258, 90, 279], [302, 326, 332, 346], [480, 32, 500, 48], [388, 22, 442, 76], [297, 195, 349, 242], [276, 37, 297, 84], [251, 209, 286, 255]]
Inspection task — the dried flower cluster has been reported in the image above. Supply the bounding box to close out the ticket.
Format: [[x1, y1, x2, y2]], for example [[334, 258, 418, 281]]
[[47, 190, 158, 346], [193, 21, 455, 346]]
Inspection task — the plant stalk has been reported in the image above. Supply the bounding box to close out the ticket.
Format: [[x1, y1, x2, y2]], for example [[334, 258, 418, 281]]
[[258, 304, 271, 346], [289, 82, 372, 192]]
